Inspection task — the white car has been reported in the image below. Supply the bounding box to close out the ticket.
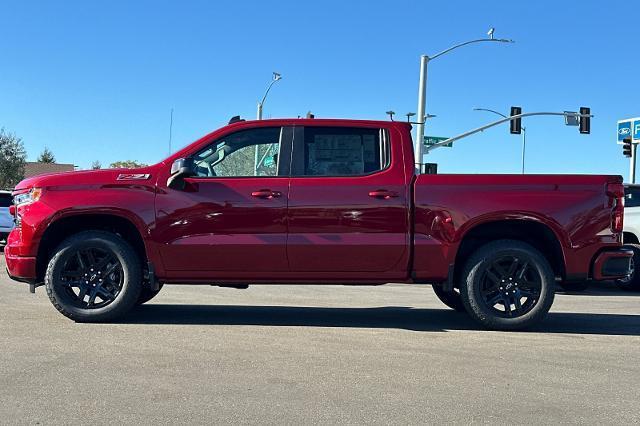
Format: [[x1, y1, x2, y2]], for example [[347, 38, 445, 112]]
[[619, 184, 640, 290], [0, 190, 14, 243]]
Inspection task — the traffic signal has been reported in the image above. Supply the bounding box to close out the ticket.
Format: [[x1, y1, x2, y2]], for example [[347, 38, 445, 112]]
[[579, 107, 591, 134], [510, 106, 522, 134], [623, 137, 632, 158]]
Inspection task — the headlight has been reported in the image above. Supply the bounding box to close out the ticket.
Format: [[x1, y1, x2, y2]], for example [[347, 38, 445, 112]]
[[14, 187, 43, 206]]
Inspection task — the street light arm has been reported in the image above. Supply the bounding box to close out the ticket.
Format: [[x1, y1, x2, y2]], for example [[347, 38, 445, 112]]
[[473, 107, 508, 119], [259, 79, 278, 107], [428, 38, 514, 61]]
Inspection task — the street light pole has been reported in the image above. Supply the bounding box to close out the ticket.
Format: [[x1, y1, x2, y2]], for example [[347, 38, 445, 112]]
[[473, 107, 527, 174], [255, 72, 282, 175], [414, 30, 513, 173], [257, 72, 282, 120]]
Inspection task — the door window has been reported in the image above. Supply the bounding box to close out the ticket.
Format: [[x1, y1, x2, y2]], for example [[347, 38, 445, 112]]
[[193, 127, 283, 177], [296, 127, 389, 176]]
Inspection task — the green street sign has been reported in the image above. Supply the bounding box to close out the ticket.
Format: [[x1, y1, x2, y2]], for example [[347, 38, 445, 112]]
[[424, 136, 452, 148]]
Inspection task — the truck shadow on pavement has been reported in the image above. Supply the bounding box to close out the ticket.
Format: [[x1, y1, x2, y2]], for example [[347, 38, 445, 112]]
[[120, 305, 640, 336]]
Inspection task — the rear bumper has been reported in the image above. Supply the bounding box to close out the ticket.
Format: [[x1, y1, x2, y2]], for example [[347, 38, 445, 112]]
[[592, 248, 633, 281]]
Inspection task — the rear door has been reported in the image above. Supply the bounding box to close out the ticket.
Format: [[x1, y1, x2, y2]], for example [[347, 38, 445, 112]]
[[287, 124, 410, 280]]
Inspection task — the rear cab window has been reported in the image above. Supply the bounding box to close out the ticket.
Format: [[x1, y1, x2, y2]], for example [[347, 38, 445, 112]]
[[293, 127, 390, 177]]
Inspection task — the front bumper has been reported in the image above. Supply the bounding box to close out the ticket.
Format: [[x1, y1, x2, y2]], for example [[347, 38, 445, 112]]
[[4, 229, 38, 284], [592, 248, 633, 281]]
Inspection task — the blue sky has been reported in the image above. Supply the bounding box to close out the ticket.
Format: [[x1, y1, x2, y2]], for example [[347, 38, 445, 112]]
[[0, 0, 638, 176]]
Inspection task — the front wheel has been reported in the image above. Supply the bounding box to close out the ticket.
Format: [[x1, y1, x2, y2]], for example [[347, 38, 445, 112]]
[[459, 240, 555, 331], [45, 231, 142, 322]]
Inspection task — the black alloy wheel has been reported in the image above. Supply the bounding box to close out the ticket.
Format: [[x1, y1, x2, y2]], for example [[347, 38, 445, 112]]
[[478, 255, 542, 318], [460, 239, 555, 330], [59, 247, 124, 309], [45, 230, 142, 322]]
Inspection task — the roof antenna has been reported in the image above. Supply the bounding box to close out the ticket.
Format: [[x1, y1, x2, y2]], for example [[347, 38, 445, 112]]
[[406, 112, 416, 123], [306, 111, 315, 119], [386, 111, 395, 121]]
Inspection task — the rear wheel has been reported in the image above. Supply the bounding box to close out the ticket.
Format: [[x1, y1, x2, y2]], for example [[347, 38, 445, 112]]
[[432, 285, 466, 312], [616, 244, 640, 291], [459, 240, 555, 331], [45, 231, 142, 322]]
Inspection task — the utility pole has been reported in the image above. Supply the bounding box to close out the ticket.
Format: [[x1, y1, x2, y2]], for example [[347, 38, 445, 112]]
[[414, 29, 514, 173]]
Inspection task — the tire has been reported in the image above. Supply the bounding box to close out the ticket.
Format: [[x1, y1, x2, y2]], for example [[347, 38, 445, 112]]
[[558, 281, 589, 292], [459, 239, 555, 331], [45, 230, 142, 322], [432, 285, 466, 312], [616, 244, 640, 291], [136, 283, 163, 305]]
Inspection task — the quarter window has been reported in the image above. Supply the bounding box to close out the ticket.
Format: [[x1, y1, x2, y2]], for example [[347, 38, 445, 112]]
[[301, 127, 389, 176], [194, 127, 282, 177]]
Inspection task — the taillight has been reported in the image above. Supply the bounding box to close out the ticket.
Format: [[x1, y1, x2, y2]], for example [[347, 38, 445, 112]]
[[607, 183, 624, 233]]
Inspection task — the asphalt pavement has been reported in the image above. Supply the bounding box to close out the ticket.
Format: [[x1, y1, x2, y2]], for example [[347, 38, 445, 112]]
[[1, 249, 639, 424]]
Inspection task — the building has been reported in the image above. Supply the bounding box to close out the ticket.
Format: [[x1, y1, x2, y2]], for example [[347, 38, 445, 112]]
[[24, 162, 75, 178]]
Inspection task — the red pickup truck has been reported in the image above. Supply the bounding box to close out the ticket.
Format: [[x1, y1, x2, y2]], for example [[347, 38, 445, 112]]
[[5, 118, 632, 330]]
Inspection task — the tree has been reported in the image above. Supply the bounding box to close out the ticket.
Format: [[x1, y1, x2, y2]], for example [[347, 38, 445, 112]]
[[0, 128, 27, 189], [109, 160, 148, 169], [91, 160, 102, 170], [37, 147, 56, 163]]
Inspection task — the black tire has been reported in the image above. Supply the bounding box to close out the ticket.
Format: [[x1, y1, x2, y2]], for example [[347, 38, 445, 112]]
[[459, 239, 555, 331], [432, 285, 466, 312], [616, 244, 640, 291], [558, 281, 589, 292], [45, 230, 142, 322], [136, 283, 163, 305]]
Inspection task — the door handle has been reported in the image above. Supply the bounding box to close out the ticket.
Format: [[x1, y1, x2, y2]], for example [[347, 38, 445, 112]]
[[251, 189, 282, 199], [368, 190, 399, 200]]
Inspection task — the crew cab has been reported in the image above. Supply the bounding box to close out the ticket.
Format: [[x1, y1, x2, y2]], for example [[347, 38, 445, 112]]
[[4, 118, 633, 330]]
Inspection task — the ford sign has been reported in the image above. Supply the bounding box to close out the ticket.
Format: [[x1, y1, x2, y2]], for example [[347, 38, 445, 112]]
[[618, 120, 633, 142]]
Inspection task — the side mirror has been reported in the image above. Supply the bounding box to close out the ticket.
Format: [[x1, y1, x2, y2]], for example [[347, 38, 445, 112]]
[[167, 157, 196, 190]]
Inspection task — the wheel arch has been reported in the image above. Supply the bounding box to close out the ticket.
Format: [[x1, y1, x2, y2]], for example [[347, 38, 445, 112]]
[[454, 219, 566, 283], [36, 212, 149, 282]]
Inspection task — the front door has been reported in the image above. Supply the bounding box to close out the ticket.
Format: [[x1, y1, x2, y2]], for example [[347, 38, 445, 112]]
[[154, 126, 292, 277], [287, 125, 410, 280]]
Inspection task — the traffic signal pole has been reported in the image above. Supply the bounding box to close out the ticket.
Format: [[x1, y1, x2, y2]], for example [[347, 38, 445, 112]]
[[631, 143, 637, 184], [423, 111, 592, 153]]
